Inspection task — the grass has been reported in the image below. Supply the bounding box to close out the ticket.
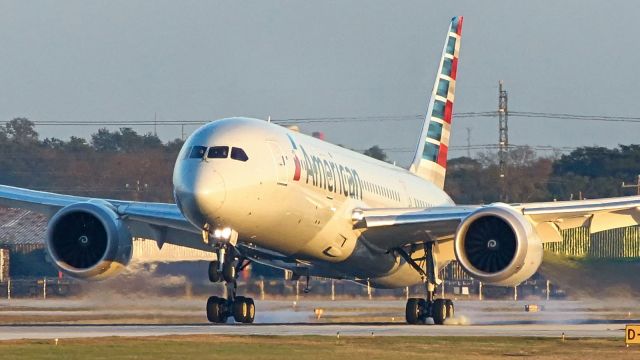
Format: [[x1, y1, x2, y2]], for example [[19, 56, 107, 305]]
[[0, 335, 638, 360], [540, 252, 640, 298]]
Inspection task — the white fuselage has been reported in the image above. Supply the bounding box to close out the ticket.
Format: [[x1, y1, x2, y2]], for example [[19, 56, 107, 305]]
[[173, 118, 455, 288]]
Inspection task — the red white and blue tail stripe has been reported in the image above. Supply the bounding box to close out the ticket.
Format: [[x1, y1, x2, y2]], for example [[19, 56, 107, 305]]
[[409, 16, 463, 189]]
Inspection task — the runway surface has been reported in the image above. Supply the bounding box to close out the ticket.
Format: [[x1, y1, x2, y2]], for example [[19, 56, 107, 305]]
[[0, 299, 637, 340], [0, 322, 628, 340]]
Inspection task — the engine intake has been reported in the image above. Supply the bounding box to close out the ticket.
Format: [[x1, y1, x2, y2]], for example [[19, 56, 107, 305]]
[[46, 201, 132, 280], [464, 216, 517, 273], [454, 204, 543, 286]]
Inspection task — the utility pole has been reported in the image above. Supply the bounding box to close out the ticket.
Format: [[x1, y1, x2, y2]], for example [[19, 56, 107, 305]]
[[154, 112, 158, 137], [622, 175, 640, 195], [498, 80, 509, 201]]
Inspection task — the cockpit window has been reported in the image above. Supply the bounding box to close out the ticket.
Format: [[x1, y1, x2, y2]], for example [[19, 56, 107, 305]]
[[231, 147, 249, 162], [189, 146, 207, 159], [207, 146, 229, 159]]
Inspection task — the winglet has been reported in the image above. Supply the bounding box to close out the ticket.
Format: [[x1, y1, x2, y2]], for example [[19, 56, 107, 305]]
[[409, 16, 463, 189]]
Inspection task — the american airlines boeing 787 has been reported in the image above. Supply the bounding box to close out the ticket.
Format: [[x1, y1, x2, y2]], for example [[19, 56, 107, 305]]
[[2, 16, 640, 325]]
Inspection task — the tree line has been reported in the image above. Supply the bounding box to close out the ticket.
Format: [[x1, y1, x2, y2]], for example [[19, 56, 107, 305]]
[[0, 118, 182, 202], [444, 145, 640, 204], [2, 117, 640, 204]]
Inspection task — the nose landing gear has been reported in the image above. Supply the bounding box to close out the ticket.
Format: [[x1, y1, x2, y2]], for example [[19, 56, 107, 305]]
[[206, 242, 255, 324]]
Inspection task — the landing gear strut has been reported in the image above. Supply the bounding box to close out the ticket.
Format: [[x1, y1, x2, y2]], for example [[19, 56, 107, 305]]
[[206, 242, 255, 324], [400, 242, 455, 325]]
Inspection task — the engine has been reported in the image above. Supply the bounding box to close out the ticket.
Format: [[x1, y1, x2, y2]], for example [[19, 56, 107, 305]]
[[46, 201, 133, 280], [454, 204, 543, 286]]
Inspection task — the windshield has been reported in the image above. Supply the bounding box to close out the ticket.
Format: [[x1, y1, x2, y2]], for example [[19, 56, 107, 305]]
[[231, 147, 249, 162], [188, 146, 207, 159], [207, 146, 229, 159]]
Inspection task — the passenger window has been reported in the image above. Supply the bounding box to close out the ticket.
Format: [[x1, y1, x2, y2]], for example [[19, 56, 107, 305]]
[[231, 147, 249, 162], [189, 146, 208, 159], [208, 146, 229, 159]]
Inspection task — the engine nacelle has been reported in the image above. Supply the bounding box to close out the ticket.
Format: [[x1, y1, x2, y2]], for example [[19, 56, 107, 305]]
[[454, 204, 543, 286], [46, 200, 133, 280]]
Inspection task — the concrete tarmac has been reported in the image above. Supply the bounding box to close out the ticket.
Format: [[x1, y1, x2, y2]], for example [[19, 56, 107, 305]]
[[0, 322, 626, 340], [0, 299, 636, 340]]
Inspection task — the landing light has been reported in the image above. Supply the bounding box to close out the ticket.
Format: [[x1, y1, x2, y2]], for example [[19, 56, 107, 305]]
[[213, 227, 233, 240], [352, 209, 364, 222]]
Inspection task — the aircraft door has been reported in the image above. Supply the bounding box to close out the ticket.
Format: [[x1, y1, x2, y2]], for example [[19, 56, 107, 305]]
[[267, 142, 288, 186]]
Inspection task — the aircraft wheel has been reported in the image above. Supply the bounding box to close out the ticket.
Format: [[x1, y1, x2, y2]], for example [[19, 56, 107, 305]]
[[233, 296, 248, 323], [244, 298, 255, 324], [208, 261, 222, 283], [432, 299, 447, 325], [445, 299, 455, 319], [217, 297, 229, 323], [222, 260, 237, 283], [405, 298, 421, 324], [232, 296, 256, 323], [418, 299, 428, 323], [207, 296, 224, 323]]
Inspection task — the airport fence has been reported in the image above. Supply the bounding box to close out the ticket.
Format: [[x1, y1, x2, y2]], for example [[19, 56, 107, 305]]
[[544, 225, 640, 258], [0, 276, 561, 301]]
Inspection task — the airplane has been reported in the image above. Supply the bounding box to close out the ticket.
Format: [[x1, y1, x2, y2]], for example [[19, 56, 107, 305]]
[[2, 16, 640, 325]]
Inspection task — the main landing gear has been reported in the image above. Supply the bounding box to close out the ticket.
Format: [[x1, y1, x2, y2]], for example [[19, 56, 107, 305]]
[[405, 286, 455, 325], [206, 243, 255, 324], [398, 242, 455, 325]]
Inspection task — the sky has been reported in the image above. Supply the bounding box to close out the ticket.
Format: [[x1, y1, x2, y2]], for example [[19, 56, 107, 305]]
[[1, 0, 640, 166]]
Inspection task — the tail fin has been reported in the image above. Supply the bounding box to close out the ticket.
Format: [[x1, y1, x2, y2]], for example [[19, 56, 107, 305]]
[[409, 16, 463, 189]]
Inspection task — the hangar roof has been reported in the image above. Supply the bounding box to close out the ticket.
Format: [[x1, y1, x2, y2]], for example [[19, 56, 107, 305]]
[[0, 207, 47, 246]]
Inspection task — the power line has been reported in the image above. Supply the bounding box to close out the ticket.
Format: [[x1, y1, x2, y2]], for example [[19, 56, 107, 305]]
[[7, 109, 640, 127], [356, 143, 577, 154], [509, 111, 640, 123], [0, 113, 495, 127]]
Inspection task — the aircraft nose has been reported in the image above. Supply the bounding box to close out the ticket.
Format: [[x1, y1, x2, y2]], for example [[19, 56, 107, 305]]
[[174, 169, 226, 228]]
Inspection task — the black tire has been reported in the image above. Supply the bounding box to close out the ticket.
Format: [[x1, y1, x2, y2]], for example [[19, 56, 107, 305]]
[[418, 299, 428, 323], [206, 296, 222, 323], [217, 297, 229, 323], [432, 299, 447, 325], [405, 298, 421, 324], [222, 260, 237, 283], [233, 296, 247, 323], [244, 298, 255, 324], [208, 261, 222, 283], [445, 299, 454, 319]]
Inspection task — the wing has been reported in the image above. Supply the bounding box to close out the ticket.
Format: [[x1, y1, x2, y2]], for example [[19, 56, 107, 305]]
[[354, 196, 640, 252], [517, 196, 640, 233], [352, 206, 477, 251], [0, 184, 210, 252]]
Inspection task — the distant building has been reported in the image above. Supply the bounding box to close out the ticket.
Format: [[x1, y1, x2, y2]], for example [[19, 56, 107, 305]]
[[0, 207, 47, 253]]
